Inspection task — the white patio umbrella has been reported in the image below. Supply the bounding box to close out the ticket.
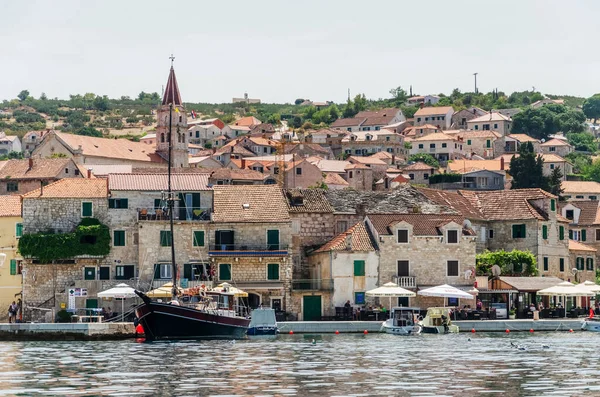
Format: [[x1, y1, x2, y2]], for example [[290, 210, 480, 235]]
[[537, 281, 594, 317], [578, 280, 600, 293], [366, 282, 415, 308], [98, 283, 137, 322], [417, 284, 475, 306]]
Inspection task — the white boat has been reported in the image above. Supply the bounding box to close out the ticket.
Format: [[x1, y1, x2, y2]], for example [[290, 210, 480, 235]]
[[581, 317, 600, 332], [419, 307, 459, 334], [381, 307, 422, 335]]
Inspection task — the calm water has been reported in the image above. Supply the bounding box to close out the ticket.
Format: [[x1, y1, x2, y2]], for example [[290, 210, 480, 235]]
[[1, 332, 600, 396]]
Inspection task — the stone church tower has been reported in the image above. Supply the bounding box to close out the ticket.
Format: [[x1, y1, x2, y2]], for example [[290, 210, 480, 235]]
[[155, 65, 189, 167]]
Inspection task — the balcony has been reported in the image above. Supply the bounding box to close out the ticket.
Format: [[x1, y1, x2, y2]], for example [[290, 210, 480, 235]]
[[138, 207, 211, 222], [392, 276, 416, 288], [291, 279, 334, 291], [208, 244, 289, 257], [151, 279, 213, 289]]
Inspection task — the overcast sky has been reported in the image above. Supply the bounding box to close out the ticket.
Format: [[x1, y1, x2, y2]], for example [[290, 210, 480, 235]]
[[1, 0, 598, 104]]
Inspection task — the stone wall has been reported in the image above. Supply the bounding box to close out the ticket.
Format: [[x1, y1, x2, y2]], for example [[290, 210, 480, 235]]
[[569, 249, 596, 283], [22, 198, 109, 234], [289, 290, 333, 319], [290, 212, 335, 276]]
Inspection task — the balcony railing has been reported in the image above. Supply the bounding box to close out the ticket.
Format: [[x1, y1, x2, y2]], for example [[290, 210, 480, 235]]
[[138, 207, 211, 221], [392, 276, 416, 288], [208, 244, 289, 256], [291, 279, 334, 291], [151, 280, 213, 289]]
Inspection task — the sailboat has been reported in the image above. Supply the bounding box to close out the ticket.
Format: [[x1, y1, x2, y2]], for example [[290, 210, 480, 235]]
[[134, 61, 250, 340]]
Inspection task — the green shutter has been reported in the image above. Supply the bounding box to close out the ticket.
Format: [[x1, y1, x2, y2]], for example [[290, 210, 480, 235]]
[[99, 266, 110, 280], [354, 260, 365, 276], [559, 226, 564, 240], [486, 140, 491, 148], [467, 139, 472, 145], [560, 258, 565, 272], [543, 257, 548, 271], [542, 225, 548, 240], [587, 258, 594, 271], [154, 264, 161, 279], [9, 259, 17, 276], [582, 229, 587, 241], [120, 199, 128, 209], [569, 229, 573, 239], [15, 223, 23, 238], [512, 225, 518, 238], [184, 264, 192, 280], [521, 224, 526, 237], [550, 199, 556, 212], [154, 199, 162, 209], [160, 231, 172, 247], [82, 202, 93, 217], [84, 267, 95, 280], [108, 198, 115, 208], [267, 263, 279, 280], [219, 264, 231, 281], [113, 230, 125, 246], [193, 231, 205, 247], [267, 230, 280, 250]]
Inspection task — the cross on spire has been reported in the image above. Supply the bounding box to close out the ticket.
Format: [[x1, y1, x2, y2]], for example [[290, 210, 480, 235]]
[[169, 54, 175, 67]]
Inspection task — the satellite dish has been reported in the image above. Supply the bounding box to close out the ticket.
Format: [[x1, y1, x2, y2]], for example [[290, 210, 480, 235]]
[[462, 219, 472, 229], [491, 265, 502, 277]]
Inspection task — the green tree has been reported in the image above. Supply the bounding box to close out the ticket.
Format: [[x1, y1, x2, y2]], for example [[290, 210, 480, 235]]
[[93, 95, 110, 112], [289, 116, 303, 129], [76, 126, 103, 137], [342, 98, 356, 118], [512, 104, 585, 140], [267, 113, 281, 125], [50, 153, 68, 158], [407, 153, 439, 168], [389, 86, 408, 106], [583, 159, 600, 182], [510, 142, 549, 190], [294, 98, 305, 105], [353, 94, 367, 113], [548, 166, 564, 196], [17, 90, 29, 101], [583, 94, 600, 124], [476, 249, 538, 276], [565, 152, 592, 174], [567, 132, 597, 152], [39, 92, 48, 101]]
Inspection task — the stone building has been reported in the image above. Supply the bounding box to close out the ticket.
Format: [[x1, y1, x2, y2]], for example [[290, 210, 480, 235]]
[[568, 240, 597, 283], [305, 222, 378, 320], [540, 138, 573, 158], [561, 181, 600, 201], [401, 162, 436, 185], [0, 158, 82, 195], [457, 130, 502, 159], [414, 106, 454, 129], [344, 163, 373, 191], [209, 185, 293, 312], [451, 108, 487, 129], [366, 214, 477, 308], [0, 196, 23, 320], [467, 112, 512, 135]]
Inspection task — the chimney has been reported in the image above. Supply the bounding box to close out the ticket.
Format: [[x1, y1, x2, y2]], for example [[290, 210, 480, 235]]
[[241, 159, 246, 169], [28, 157, 33, 171], [87, 168, 92, 178], [356, 203, 366, 217], [500, 156, 505, 170], [230, 146, 234, 153], [212, 147, 216, 154], [40, 181, 43, 196], [420, 103, 424, 109], [345, 234, 352, 250], [391, 154, 396, 165]]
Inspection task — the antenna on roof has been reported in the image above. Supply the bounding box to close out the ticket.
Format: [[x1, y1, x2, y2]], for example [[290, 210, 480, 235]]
[[473, 72, 478, 94], [347, 88, 350, 101]]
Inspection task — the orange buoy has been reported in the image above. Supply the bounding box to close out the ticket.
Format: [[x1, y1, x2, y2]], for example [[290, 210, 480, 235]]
[[471, 328, 476, 333], [363, 330, 368, 334], [135, 324, 144, 334], [505, 329, 510, 333], [335, 330, 339, 334], [289, 330, 294, 335], [569, 329, 574, 333], [529, 329, 534, 333]]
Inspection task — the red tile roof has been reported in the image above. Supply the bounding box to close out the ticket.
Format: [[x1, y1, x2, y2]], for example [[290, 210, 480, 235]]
[[368, 214, 473, 236], [55, 132, 161, 163], [109, 173, 210, 191], [560, 201, 600, 225], [212, 185, 289, 223], [402, 162, 434, 171], [0, 195, 21, 217], [569, 240, 597, 252], [0, 158, 76, 180], [414, 106, 454, 117], [314, 222, 376, 252], [22, 178, 107, 198]]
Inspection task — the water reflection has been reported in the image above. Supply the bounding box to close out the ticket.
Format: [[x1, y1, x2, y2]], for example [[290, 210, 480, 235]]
[[0, 333, 599, 396]]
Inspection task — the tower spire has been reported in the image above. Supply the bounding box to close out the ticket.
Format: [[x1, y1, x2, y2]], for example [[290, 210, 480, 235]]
[[162, 55, 182, 106]]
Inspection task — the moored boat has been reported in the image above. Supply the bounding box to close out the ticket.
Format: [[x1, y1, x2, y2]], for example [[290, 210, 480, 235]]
[[248, 307, 278, 336], [419, 307, 459, 334], [581, 317, 600, 332], [381, 307, 422, 335]]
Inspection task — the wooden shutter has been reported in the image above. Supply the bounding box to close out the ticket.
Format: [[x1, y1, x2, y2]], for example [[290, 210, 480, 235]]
[[582, 229, 587, 241], [569, 229, 573, 239], [219, 264, 231, 280], [550, 199, 556, 212], [193, 231, 205, 247], [9, 259, 17, 276], [354, 260, 365, 276], [542, 225, 548, 240], [559, 226, 564, 240], [267, 263, 279, 280], [154, 264, 161, 279]]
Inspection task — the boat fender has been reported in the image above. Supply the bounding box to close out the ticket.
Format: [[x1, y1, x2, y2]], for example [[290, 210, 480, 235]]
[[133, 317, 139, 327], [418, 315, 423, 322]]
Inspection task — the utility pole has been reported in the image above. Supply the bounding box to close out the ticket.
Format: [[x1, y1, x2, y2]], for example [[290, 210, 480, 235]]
[[473, 73, 478, 94]]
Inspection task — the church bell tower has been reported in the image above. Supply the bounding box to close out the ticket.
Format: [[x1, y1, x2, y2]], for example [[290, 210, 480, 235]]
[[155, 56, 189, 167]]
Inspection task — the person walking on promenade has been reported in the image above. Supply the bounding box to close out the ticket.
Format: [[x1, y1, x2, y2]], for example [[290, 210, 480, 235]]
[[8, 301, 17, 323]]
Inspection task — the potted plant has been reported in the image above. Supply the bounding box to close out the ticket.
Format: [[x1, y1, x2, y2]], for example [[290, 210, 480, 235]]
[[508, 308, 516, 320]]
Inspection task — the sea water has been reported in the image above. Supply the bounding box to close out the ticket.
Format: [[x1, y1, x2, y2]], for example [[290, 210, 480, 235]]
[[0, 332, 598, 396]]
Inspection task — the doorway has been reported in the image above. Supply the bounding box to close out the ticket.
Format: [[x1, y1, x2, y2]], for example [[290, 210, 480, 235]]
[[303, 296, 322, 321]]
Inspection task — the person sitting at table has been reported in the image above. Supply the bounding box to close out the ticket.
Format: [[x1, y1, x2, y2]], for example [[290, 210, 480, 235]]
[[538, 302, 544, 311], [380, 304, 387, 313], [344, 300, 351, 318], [476, 299, 483, 311], [101, 307, 108, 320], [529, 303, 536, 311], [355, 306, 361, 321]]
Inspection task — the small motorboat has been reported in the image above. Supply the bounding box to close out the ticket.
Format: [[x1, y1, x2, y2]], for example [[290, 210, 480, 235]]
[[248, 307, 278, 336], [581, 316, 600, 332], [419, 307, 459, 334], [381, 307, 422, 335]]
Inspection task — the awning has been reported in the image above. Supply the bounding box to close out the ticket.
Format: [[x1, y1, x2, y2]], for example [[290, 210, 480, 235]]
[[477, 289, 518, 294]]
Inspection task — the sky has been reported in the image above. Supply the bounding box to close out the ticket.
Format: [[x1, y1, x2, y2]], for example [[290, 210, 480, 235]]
[[1, 0, 599, 104]]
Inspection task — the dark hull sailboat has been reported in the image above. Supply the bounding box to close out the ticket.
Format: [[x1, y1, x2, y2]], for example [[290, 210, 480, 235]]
[[134, 291, 249, 340]]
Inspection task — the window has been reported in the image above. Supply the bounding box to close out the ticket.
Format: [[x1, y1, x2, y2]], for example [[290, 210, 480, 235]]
[[430, 143, 435, 149], [441, 143, 447, 148], [488, 229, 494, 239], [354, 260, 365, 276], [219, 263, 232, 281], [81, 202, 93, 217], [550, 199, 556, 212], [408, 174, 415, 180], [267, 263, 280, 280], [84, 267, 95, 280], [65, 168, 69, 174], [296, 167, 302, 175], [447, 230, 459, 244], [113, 230, 126, 246], [108, 198, 129, 209], [160, 230, 172, 247], [193, 231, 205, 247], [543, 257, 548, 271], [154, 263, 172, 279], [560, 226, 565, 241], [397, 229, 409, 243], [447, 260, 459, 277], [550, 146, 556, 152], [494, 124, 498, 129], [6, 181, 18, 192], [474, 125, 479, 130], [349, 171, 353, 178], [467, 139, 472, 145], [577, 257, 584, 271], [116, 265, 135, 280], [512, 224, 526, 239], [596, 229, 600, 241], [267, 229, 280, 250], [16, 223, 23, 238], [273, 167, 280, 175], [550, 164, 555, 170], [587, 257, 594, 271], [424, 173, 429, 180], [560, 258, 565, 272], [576, 195, 584, 199], [355, 292, 365, 304], [565, 210, 574, 220], [590, 196, 598, 200], [482, 124, 490, 130], [418, 144, 424, 149], [417, 118, 421, 122], [486, 140, 491, 148], [542, 225, 548, 240], [99, 266, 110, 280], [335, 221, 348, 234]]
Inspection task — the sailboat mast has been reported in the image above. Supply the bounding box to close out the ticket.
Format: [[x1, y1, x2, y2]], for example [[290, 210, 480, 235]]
[[168, 103, 177, 300]]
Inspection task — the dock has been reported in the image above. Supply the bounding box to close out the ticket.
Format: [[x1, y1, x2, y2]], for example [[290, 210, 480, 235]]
[[0, 323, 136, 341]]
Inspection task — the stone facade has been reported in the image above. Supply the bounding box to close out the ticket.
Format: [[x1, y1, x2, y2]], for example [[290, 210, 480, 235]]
[[22, 197, 109, 234], [290, 212, 335, 277], [569, 247, 596, 283]]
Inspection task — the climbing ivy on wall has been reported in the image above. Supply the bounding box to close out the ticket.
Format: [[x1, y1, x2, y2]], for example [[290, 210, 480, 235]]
[[18, 218, 110, 262]]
